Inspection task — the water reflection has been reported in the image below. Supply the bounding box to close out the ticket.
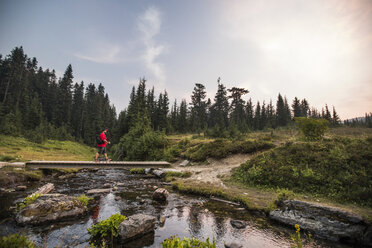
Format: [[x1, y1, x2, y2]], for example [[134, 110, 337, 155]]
[[0, 169, 352, 248]]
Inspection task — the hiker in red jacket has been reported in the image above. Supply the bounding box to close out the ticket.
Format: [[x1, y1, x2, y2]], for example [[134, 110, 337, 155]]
[[95, 128, 111, 162]]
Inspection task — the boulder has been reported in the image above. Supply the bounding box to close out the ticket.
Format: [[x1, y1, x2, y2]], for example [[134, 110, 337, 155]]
[[152, 188, 169, 202], [179, 160, 190, 167], [152, 169, 165, 178], [118, 214, 156, 242], [269, 200, 370, 244], [16, 194, 87, 225]]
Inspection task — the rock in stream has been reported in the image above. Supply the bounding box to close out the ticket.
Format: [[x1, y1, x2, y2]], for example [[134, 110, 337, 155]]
[[16, 193, 87, 225], [269, 200, 371, 245]]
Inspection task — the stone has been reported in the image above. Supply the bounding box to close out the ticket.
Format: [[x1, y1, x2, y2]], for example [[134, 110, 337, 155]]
[[16, 194, 87, 225], [144, 168, 153, 174], [152, 169, 164, 178], [113, 186, 118, 191], [152, 188, 169, 202], [58, 174, 75, 180], [118, 214, 156, 242], [116, 182, 125, 186], [86, 188, 111, 194], [179, 160, 190, 167], [225, 242, 243, 248], [115, 196, 122, 201], [230, 220, 247, 229], [159, 216, 166, 226], [103, 183, 112, 188], [269, 200, 369, 243], [16, 185, 27, 191]]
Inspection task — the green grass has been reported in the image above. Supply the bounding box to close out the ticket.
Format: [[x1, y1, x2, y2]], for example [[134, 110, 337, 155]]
[[233, 137, 372, 207], [129, 168, 146, 174], [165, 137, 274, 162], [164, 171, 192, 182], [0, 134, 96, 161]]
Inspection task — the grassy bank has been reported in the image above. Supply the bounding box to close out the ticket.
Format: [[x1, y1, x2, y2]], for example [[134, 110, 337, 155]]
[[232, 137, 372, 207], [0, 135, 96, 162], [166, 134, 274, 162]]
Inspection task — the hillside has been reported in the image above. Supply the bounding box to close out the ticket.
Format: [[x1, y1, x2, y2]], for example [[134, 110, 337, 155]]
[[0, 135, 96, 162]]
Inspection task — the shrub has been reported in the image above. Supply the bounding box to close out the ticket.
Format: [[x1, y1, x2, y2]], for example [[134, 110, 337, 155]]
[[162, 236, 216, 248], [233, 137, 372, 207], [87, 213, 127, 247], [0, 234, 36, 248], [75, 195, 93, 206], [274, 189, 294, 207], [295, 117, 329, 140], [116, 116, 168, 161]]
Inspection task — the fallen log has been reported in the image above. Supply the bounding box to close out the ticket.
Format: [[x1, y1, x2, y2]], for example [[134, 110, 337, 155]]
[[30, 183, 54, 197]]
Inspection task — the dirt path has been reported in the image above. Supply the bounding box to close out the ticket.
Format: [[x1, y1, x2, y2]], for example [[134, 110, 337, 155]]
[[172, 154, 252, 186]]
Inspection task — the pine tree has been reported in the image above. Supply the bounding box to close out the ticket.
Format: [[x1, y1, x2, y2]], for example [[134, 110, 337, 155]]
[[178, 99, 188, 133], [332, 106, 340, 126], [228, 87, 249, 131], [57, 64, 74, 127], [276, 93, 288, 127], [300, 99, 309, 117], [292, 97, 301, 119], [245, 98, 254, 130], [71, 82, 85, 140], [210, 79, 229, 130], [190, 83, 207, 131], [254, 101, 261, 130]]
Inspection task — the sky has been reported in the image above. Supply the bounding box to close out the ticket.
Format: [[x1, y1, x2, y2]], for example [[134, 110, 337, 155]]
[[0, 0, 371, 120]]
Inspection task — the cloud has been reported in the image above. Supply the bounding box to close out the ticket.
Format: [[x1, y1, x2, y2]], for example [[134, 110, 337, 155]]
[[74, 45, 124, 64], [138, 6, 166, 87]]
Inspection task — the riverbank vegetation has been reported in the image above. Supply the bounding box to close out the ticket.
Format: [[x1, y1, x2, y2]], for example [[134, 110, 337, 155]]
[[233, 137, 372, 207]]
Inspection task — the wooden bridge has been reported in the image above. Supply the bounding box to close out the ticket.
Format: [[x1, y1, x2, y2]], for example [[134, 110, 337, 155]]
[[25, 161, 171, 169]]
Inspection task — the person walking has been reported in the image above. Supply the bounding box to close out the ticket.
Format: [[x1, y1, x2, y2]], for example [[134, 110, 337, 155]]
[[95, 128, 111, 162]]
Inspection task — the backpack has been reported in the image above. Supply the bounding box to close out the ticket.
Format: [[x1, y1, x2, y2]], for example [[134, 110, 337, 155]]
[[96, 136, 104, 145]]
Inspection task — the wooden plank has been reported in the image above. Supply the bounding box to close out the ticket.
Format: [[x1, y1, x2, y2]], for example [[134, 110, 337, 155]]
[[25, 160, 171, 169]]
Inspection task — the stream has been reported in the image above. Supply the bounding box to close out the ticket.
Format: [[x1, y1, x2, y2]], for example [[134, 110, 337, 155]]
[[0, 169, 352, 247]]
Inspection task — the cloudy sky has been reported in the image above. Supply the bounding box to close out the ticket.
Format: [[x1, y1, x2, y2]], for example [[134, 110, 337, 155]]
[[1, 0, 371, 119]]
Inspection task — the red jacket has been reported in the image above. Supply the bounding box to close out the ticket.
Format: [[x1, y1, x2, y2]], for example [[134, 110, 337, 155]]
[[98, 132, 107, 147]]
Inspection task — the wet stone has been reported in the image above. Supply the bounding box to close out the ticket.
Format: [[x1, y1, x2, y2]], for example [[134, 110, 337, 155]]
[[86, 188, 111, 194], [16, 185, 27, 191], [230, 220, 247, 229], [225, 242, 243, 248], [152, 188, 169, 202]]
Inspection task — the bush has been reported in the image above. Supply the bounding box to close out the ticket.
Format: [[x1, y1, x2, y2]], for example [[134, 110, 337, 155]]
[[295, 117, 329, 140], [233, 137, 372, 207], [87, 213, 127, 247], [0, 234, 36, 248], [116, 116, 168, 161], [162, 236, 216, 248]]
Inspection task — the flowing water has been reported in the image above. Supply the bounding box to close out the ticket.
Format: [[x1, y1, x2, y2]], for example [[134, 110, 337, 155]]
[[0, 169, 351, 248]]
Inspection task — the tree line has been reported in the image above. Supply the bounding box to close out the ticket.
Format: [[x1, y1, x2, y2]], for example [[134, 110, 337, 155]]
[[117, 77, 342, 138], [1, 47, 363, 145], [0, 47, 116, 144]]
